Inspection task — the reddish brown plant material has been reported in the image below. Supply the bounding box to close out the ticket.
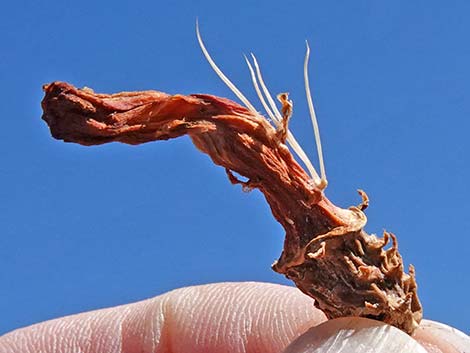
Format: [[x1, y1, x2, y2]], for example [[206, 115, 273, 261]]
[[41, 81, 423, 334]]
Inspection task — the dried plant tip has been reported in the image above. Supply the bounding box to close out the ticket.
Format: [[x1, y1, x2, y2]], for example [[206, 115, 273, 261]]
[[40, 78, 422, 335]]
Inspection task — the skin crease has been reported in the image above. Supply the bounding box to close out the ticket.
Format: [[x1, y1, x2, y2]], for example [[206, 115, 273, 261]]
[[0, 282, 464, 353]]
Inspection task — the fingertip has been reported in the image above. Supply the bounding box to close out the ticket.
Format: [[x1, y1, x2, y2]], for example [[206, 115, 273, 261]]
[[413, 319, 470, 353], [282, 317, 428, 353], [0, 282, 328, 353]]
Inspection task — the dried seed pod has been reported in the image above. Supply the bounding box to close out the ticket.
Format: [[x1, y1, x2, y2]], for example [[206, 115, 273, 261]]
[[41, 81, 422, 334]]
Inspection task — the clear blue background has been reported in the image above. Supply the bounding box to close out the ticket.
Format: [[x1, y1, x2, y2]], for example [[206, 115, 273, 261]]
[[1, 0, 469, 335]]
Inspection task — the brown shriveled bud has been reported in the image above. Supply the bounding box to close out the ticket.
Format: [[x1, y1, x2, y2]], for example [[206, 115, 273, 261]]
[[40, 81, 423, 334]]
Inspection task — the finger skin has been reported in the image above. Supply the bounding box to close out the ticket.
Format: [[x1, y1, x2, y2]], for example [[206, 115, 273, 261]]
[[0, 282, 327, 353], [0, 283, 467, 353], [283, 317, 428, 353], [413, 320, 470, 353]]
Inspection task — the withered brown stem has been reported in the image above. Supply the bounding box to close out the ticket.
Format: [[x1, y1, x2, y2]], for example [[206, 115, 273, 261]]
[[41, 81, 422, 334]]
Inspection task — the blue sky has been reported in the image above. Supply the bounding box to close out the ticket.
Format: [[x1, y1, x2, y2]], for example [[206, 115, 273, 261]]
[[1, 0, 469, 335]]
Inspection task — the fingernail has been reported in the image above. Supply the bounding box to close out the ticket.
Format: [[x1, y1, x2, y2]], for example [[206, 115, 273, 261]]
[[283, 317, 427, 353]]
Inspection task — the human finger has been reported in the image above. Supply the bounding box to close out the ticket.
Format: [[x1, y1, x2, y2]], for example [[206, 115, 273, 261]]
[[0, 282, 327, 353], [282, 317, 470, 353], [2, 282, 468, 353], [413, 320, 470, 353], [282, 317, 428, 353]]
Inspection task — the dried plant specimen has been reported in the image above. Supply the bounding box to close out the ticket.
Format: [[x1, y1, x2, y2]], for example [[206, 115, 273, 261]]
[[40, 29, 423, 335]]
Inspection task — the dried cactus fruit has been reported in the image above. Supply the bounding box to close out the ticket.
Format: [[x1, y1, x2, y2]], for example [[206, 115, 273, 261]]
[[40, 80, 422, 334]]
